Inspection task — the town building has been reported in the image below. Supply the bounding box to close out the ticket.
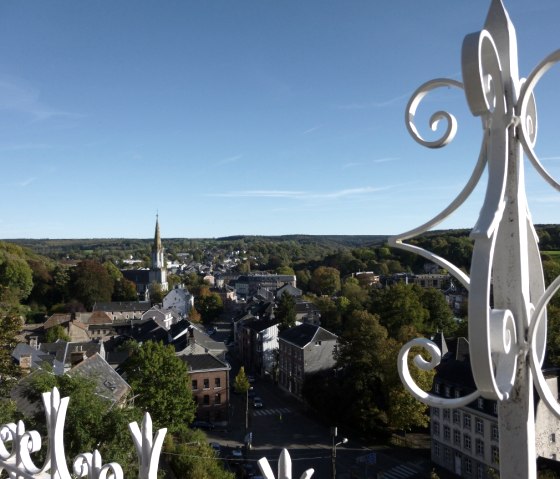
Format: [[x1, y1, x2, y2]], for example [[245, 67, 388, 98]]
[[182, 353, 231, 425], [278, 323, 338, 399], [430, 335, 560, 478]]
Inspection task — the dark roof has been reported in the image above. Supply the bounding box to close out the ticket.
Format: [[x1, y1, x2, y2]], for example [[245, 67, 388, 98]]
[[93, 301, 151, 312], [182, 353, 230, 372], [121, 269, 151, 285], [244, 318, 279, 332], [39, 340, 102, 365], [295, 301, 320, 314], [68, 353, 131, 406], [279, 323, 337, 348]]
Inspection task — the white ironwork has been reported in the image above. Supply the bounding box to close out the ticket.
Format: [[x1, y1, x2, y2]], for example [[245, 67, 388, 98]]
[[392, 0, 560, 477], [258, 449, 314, 479], [0, 387, 166, 479]]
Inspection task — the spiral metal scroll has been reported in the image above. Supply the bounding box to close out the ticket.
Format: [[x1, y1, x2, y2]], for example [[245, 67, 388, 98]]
[[394, 0, 560, 410]]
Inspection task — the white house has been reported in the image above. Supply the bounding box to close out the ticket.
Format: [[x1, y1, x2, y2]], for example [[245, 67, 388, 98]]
[[162, 284, 194, 317]]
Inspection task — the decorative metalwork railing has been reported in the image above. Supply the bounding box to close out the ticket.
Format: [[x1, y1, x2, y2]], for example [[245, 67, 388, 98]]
[[0, 387, 313, 479], [392, 0, 560, 477], [0, 388, 167, 479]]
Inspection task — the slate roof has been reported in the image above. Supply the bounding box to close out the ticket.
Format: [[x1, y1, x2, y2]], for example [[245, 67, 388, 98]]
[[243, 318, 279, 333], [93, 301, 151, 312], [181, 353, 230, 373], [279, 323, 337, 348], [68, 353, 131, 406], [43, 313, 72, 329], [39, 340, 103, 366]]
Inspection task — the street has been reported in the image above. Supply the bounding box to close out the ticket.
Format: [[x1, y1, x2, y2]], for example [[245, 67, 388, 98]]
[[205, 316, 431, 479]]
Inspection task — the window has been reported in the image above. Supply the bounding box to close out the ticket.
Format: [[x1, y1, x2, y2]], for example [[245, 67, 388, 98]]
[[551, 433, 556, 443], [493, 402, 498, 415], [443, 426, 451, 442], [444, 447, 451, 464], [464, 434, 471, 451], [477, 464, 484, 479], [445, 386, 451, 397], [432, 407, 439, 417], [475, 418, 484, 435], [454, 429, 461, 445], [443, 409, 450, 421], [203, 395, 210, 405], [433, 422, 440, 436], [491, 445, 499, 464], [491, 425, 499, 441], [434, 383, 441, 394], [203, 378, 210, 389], [453, 410, 460, 424], [464, 457, 472, 475], [433, 442, 440, 457], [477, 398, 484, 410], [215, 377, 221, 388], [455, 389, 461, 398], [475, 438, 484, 457], [192, 380, 198, 390], [464, 414, 471, 429], [215, 393, 221, 405]]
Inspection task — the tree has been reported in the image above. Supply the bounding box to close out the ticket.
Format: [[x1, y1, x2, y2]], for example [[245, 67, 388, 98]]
[[70, 260, 114, 309], [195, 287, 223, 324], [149, 282, 164, 304], [234, 367, 251, 430], [0, 246, 33, 305], [370, 283, 429, 337], [24, 369, 142, 477], [0, 310, 23, 396], [122, 341, 196, 431], [310, 266, 341, 296], [335, 310, 391, 434], [45, 324, 70, 343], [276, 292, 296, 331], [113, 277, 138, 301], [421, 287, 457, 335]]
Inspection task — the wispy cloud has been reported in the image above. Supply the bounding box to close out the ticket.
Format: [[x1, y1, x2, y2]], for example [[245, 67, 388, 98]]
[[303, 126, 321, 135], [207, 186, 388, 199], [338, 92, 410, 110], [373, 157, 398, 163], [18, 177, 36, 187], [541, 156, 560, 161], [342, 161, 362, 169], [0, 75, 82, 122], [217, 154, 243, 166]]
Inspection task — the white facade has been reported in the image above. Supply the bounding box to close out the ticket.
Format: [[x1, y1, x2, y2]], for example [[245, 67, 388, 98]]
[[162, 284, 194, 317]]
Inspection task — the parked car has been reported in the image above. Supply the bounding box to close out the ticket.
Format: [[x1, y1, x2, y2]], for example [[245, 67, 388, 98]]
[[209, 442, 221, 455], [191, 420, 214, 430], [253, 397, 263, 408]]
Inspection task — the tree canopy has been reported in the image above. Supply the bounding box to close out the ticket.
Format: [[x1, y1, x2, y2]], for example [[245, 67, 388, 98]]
[[122, 341, 196, 431]]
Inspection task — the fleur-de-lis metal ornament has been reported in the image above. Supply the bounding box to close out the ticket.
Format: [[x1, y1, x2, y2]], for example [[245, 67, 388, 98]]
[[392, 1, 560, 477], [258, 449, 314, 479]]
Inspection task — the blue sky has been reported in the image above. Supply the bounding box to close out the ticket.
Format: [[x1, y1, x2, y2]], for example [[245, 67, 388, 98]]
[[1, 0, 560, 239]]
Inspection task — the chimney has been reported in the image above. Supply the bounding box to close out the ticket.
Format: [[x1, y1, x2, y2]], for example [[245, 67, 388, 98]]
[[70, 347, 87, 366], [19, 354, 32, 370], [29, 336, 38, 349]]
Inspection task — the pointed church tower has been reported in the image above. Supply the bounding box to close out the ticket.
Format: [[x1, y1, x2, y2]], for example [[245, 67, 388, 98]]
[[149, 215, 168, 292]]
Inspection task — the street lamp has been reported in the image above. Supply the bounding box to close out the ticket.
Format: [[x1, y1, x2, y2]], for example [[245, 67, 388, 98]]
[[331, 426, 348, 479]]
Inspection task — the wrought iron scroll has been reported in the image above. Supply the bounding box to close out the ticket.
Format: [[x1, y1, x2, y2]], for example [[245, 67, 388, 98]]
[[393, 0, 560, 412], [0, 387, 166, 479]]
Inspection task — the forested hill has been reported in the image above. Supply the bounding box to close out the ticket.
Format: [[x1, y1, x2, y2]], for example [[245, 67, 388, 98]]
[[6, 226, 560, 264]]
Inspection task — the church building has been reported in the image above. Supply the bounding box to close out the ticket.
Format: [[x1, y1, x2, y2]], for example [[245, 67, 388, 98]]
[[122, 216, 168, 300]]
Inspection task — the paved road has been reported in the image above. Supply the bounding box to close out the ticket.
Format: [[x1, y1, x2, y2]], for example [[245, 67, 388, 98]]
[[205, 317, 431, 478]]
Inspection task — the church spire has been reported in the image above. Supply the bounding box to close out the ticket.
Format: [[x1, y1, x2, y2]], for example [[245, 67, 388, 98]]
[[153, 214, 162, 252]]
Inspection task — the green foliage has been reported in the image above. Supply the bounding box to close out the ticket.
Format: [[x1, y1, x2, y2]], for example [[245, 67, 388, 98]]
[[276, 292, 296, 331], [421, 288, 457, 335], [70, 260, 115, 309], [24, 370, 141, 475], [195, 288, 224, 324], [0, 311, 24, 397], [149, 282, 164, 304], [0, 244, 34, 305], [122, 341, 196, 431], [310, 266, 341, 296], [370, 283, 429, 337], [113, 277, 138, 301], [167, 428, 234, 479], [45, 324, 70, 343], [234, 367, 250, 394]]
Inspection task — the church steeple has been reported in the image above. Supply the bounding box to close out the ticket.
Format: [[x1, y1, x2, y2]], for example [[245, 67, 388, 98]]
[[153, 214, 162, 253], [149, 214, 168, 293]]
